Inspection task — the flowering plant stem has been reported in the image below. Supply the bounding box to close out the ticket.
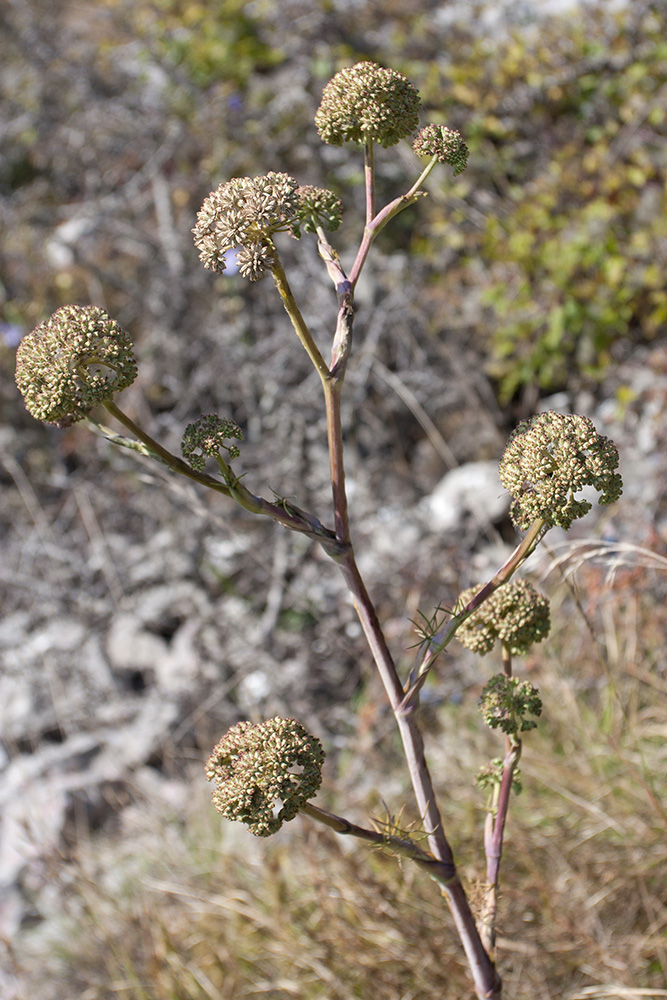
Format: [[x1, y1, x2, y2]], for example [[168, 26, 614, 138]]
[[97, 138, 535, 997], [480, 645, 521, 959], [273, 211, 502, 997]]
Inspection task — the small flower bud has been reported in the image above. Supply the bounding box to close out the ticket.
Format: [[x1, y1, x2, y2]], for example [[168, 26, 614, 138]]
[[499, 411, 623, 531], [181, 414, 243, 472], [412, 124, 469, 175], [206, 717, 325, 837], [15, 305, 138, 427], [455, 580, 550, 656], [475, 758, 523, 795], [315, 61, 421, 148], [295, 185, 343, 235], [479, 675, 542, 736]]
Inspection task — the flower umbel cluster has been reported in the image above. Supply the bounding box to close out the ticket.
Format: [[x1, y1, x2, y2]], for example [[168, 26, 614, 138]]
[[455, 580, 550, 656], [193, 173, 342, 279], [315, 61, 421, 148], [499, 411, 623, 531], [475, 758, 523, 796], [15, 305, 138, 427], [412, 125, 469, 175], [181, 414, 243, 472], [295, 185, 343, 235], [205, 717, 325, 837], [479, 676, 543, 736]]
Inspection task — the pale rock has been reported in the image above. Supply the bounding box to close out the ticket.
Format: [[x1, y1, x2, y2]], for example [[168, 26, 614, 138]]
[[423, 461, 508, 532]]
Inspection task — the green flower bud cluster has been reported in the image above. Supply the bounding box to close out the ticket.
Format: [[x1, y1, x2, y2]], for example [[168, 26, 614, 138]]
[[455, 580, 550, 656], [475, 758, 523, 796], [193, 173, 342, 280], [479, 676, 542, 736], [412, 125, 469, 175], [295, 184, 343, 235], [315, 61, 421, 148], [205, 717, 325, 837], [181, 414, 243, 472], [499, 411, 623, 531], [15, 305, 138, 427]]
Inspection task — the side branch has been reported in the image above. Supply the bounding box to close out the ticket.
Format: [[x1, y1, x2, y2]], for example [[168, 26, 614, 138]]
[[406, 518, 549, 700], [349, 189, 428, 288], [271, 261, 330, 381], [480, 741, 522, 959], [301, 802, 457, 890], [102, 400, 343, 554]]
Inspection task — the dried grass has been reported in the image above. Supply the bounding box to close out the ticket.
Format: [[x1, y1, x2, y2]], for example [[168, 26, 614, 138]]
[[10, 579, 666, 1000]]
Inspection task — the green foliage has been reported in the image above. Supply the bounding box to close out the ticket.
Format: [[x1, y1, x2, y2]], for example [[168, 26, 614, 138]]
[[409, 2, 667, 400], [481, 139, 667, 400], [479, 675, 543, 736], [146, 0, 285, 88]]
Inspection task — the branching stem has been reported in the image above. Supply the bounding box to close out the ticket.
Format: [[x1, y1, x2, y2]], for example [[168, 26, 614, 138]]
[[101, 400, 342, 554], [406, 518, 549, 700], [302, 801, 456, 889], [274, 196, 503, 1000]]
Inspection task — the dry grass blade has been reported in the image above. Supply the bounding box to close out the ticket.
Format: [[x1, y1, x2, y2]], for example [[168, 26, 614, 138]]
[[543, 540, 667, 584]]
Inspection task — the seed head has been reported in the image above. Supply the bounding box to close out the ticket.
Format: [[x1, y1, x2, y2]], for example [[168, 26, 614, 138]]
[[15, 305, 137, 427], [193, 174, 343, 279], [455, 580, 550, 656], [315, 61, 421, 148], [205, 717, 325, 837], [499, 411, 623, 531], [193, 172, 300, 278], [181, 414, 243, 472], [412, 124, 469, 175]]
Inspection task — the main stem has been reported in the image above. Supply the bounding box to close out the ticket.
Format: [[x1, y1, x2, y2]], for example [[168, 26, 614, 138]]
[[275, 213, 501, 996], [322, 367, 501, 998]]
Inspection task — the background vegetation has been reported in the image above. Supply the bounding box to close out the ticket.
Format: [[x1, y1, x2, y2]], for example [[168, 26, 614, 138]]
[[1, 1, 666, 998]]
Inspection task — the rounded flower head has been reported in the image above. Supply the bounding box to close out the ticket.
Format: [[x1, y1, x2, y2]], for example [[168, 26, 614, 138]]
[[479, 675, 542, 736], [193, 173, 343, 279], [15, 305, 138, 427], [499, 411, 622, 531], [315, 61, 421, 148], [193, 172, 300, 279], [455, 580, 550, 656], [206, 717, 325, 837], [181, 414, 243, 472], [412, 125, 469, 175]]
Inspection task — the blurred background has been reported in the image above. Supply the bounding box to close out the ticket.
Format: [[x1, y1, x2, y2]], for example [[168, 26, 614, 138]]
[[1, 0, 666, 997]]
